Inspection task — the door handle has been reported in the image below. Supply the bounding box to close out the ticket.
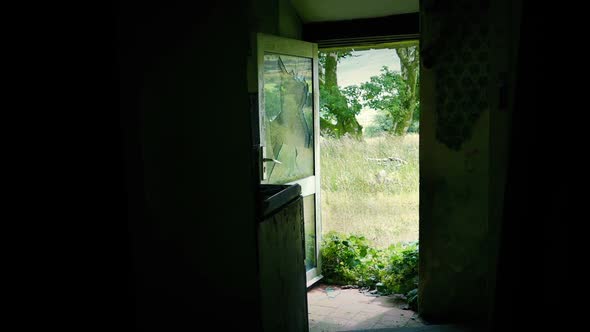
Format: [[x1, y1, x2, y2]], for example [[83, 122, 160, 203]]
[[263, 158, 282, 164], [260, 146, 280, 181]]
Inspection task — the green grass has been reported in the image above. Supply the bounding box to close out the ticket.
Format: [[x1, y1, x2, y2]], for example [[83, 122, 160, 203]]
[[320, 134, 419, 248]]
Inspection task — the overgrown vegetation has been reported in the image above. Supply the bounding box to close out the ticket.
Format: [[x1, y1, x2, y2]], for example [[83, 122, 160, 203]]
[[319, 43, 420, 138], [321, 231, 418, 306], [319, 51, 363, 138], [360, 63, 420, 136], [321, 134, 419, 248], [318, 45, 420, 310]]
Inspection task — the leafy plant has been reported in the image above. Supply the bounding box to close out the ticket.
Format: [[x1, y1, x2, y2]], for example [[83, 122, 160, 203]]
[[321, 232, 372, 285], [321, 232, 419, 297], [318, 51, 363, 138], [360, 64, 420, 136], [406, 288, 418, 311], [381, 242, 419, 294]]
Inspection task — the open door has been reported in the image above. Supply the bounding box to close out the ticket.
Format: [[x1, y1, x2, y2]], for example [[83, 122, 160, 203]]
[[256, 33, 322, 286]]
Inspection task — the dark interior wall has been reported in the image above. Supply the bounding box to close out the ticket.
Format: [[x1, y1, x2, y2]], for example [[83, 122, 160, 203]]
[[418, 0, 521, 324], [121, 1, 302, 330], [279, 0, 303, 39], [492, 2, 579, 330], [302, 13, 419, 46], [486, 0, 522, 325], [120, 2, 259, 330], [249, 0, 302, 39], [248, 0, 303, 95], [249, 0, 278, 35]]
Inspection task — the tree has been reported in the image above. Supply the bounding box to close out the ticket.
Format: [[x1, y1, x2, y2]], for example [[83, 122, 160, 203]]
[[360, 46, 420, 135], [319, 51, 363, 138]]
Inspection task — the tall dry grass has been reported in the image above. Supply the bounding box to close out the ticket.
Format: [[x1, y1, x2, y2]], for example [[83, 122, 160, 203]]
[[320, 134, 419, 248]]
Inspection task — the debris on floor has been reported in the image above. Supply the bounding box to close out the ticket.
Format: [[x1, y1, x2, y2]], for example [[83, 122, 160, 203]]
[[308, 284, 426, 332]]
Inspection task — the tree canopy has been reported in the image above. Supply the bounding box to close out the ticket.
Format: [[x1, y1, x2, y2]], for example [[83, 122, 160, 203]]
[[319, 45, 420, 137], [319, 51, 363, 138], [361, 46, 419, 135]]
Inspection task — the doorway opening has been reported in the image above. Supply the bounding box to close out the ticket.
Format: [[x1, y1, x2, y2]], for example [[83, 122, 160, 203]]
[[307, 41, 421, 331]]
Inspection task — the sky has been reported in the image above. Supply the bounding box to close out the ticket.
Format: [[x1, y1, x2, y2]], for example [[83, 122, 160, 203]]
[[336, 48, 400, 127], [338, 48, 400, 87]]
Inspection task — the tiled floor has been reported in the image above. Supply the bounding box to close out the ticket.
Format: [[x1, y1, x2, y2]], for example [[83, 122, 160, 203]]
[[307, 284, 426, 332]]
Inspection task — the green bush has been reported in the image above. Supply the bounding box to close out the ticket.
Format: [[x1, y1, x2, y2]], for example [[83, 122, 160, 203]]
[[321, 232, 376, 286], [406, 288, 418, 311], [381, 242, 419, 294], [321, 231, 419, 296]]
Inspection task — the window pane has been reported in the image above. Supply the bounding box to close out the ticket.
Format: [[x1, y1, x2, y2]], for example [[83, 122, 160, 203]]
[[303, 195, 316, 271], [263, 53, 314, 184]]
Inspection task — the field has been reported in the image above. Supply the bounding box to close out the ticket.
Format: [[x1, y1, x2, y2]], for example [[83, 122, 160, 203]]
[[320, 134, 419, 248]]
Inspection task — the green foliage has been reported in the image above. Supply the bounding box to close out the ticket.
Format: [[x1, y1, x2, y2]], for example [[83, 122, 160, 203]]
[[319, 85, 362, 123], [341, 85, 363, 116], [361, 66, 404, 113], [319, 51, 363, 138], [407, 119, 420, 133], [321, 231, 419, 296], [407, 100, 420, 133], [364, 112, 393, 137], [406, 288, 418, 311], [360, 66, 420, 135], [321, 232, 372, 285], [364, 109, 419, 137], [381, 242, 419, 294]]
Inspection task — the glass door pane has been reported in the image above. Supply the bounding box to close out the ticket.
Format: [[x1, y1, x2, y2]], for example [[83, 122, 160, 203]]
[[262, 53, 314, 184], [303, 194, 316, 271]]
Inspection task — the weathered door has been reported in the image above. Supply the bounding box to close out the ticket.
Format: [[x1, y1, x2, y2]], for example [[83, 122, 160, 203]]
[[256, 33, 322, 286]]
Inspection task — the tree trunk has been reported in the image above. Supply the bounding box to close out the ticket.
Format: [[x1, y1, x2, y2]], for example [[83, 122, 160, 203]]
[[325, 52, 339, 88], [393, 103, 416, 135], [323, 52, 362, 138], [394, 46, 419, 135]]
